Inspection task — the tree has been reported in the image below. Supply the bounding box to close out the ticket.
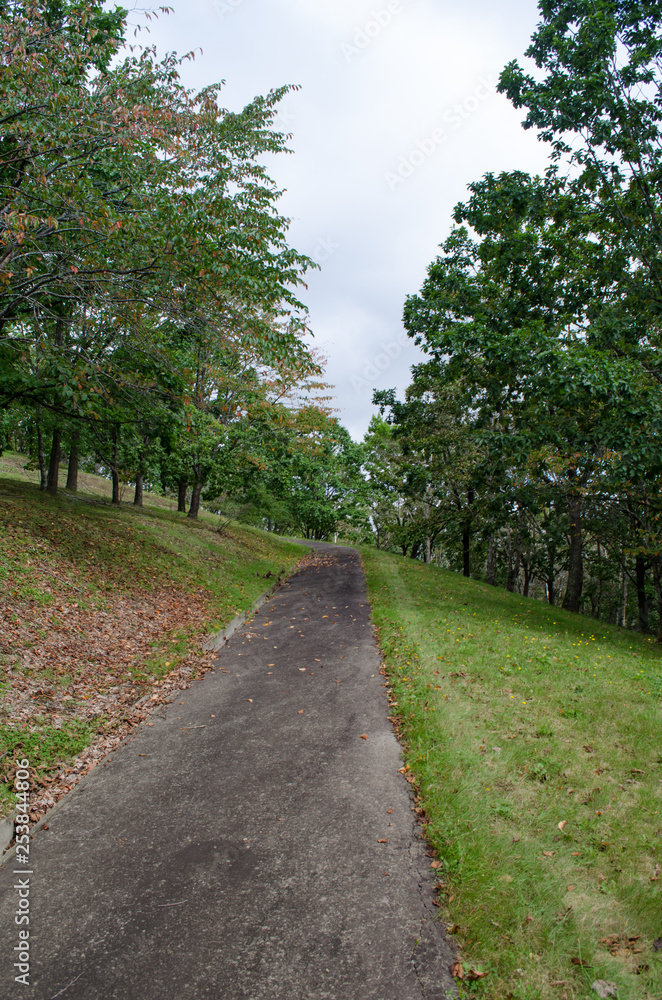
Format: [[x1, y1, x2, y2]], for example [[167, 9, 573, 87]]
[[500, 0, 662, 324], [400, 170, 662, 610], [0, 1, 320, 509]]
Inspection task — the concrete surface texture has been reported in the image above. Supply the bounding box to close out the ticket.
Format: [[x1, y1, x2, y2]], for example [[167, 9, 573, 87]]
[[0, 542, 457, 999]]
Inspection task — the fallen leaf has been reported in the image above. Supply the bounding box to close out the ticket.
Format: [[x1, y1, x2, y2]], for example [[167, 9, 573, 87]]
[[465, 970, 488, 981], [558, 820, 567, 830], [431, 860, 442, 869], [378, 838, 388, 844], [599, 934, 642, 956], [360, 734, 368, 740], [450, 962, 464, 980], [298, 709, 303, 714], [543, 851, 555, 857], [567, 885, 575, 892], [246, 699, 253, 703], [386, 808, 393, 814], [571, 957, 589, 967]]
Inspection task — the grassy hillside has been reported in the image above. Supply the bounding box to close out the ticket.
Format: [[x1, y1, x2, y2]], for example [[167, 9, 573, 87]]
[[0, 453, 307, 821], [362, 547, 662, 1000]]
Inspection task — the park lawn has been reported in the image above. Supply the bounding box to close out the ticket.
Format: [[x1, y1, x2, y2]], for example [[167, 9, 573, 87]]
[[0, 462, 307, 821], [362, 546, 662, 1000]]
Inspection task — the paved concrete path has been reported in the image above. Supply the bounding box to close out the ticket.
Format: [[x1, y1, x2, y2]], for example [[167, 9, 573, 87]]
[[0, 543, 456, 999]]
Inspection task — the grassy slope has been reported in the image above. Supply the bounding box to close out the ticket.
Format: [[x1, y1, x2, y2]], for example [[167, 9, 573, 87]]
[[0, 452, 307, 815], [362, 546, 662, 1000]]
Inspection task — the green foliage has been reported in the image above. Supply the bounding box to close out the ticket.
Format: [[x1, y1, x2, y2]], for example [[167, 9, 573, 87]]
[[499, 0, 662, 312], [208, 406, 368, 539], [370, 162, 662, 627], [0, 0, 328, 520]]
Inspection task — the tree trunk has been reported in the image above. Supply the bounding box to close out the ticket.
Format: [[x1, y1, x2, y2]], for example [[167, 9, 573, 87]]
[[486, 534, 497, 585], [35, 405, 47, 491], [110, 427, 120, 504], [188, 478, 203, 519], [66, 430, 79, 491], [462, 487, 474, 578], [410, 542, 421, 560], [635, 555, 649, 632], [562, 492, 583, 612], [177, 479, 188, 514], [462, 526, 471, 577], [621, 562, 628, 627], [46, 309, 68, 498], [507, 522, 522, 592], [652, 558, 662, 642], [425, 536, 431, 564], [522, 554, 533, 598], [547, 579, 556, 607], [134, 471, 144, 507], [46, 427, 62, 496]]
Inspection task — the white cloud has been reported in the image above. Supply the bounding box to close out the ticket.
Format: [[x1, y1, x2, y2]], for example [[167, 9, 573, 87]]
[[141, 0, 551, 438]]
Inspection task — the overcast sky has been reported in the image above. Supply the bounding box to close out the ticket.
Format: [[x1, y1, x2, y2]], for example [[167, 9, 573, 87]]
[[139, 0, 551, 439]]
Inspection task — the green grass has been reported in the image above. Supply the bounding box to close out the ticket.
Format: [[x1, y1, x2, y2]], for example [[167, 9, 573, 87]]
[[0, 461, 305, 617], [0, 719, 96, 817], [0, 455, 308, 814], [362, 547, 662, 1000]]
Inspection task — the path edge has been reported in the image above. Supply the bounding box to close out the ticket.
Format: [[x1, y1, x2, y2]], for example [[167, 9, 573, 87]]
[[0, 551, 313, 869]]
